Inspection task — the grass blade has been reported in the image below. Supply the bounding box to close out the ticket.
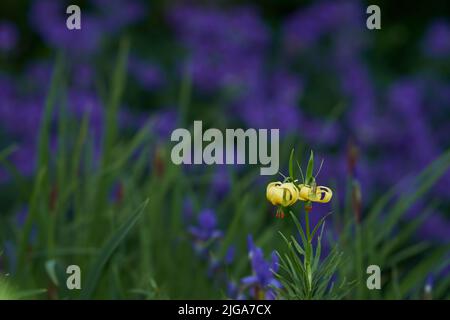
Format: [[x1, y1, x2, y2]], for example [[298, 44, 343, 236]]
[[81, 199, 149, 299]]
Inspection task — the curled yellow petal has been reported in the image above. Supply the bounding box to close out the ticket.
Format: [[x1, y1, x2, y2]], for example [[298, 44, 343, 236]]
[[315, 186, 333, 203], [266, 182, 299, 207], [297, 184, 333, 203], [297, 184, 311, 201]]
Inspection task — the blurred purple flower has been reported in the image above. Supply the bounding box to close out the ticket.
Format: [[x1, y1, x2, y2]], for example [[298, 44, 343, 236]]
[[418, 213, 450, 242], [224, 246, 236, 265], [92, 0, 146, 33], [30, 0, 103, 55], [0, 21, 18, 52], [151, 109, 178, 141], [424, 274, 433, 298], [423, 20, 450, 58], [182, 197, 194, 222], [227, 281, 240, 299], [283, 1, 361, 54], [24, 60, 53, 93], [207, 245, 235, 278], [72, 63, 95, 89], [11, 144, 37, 177], [241, 235, 281, 300], [128, 57, 165, 91], [210, 167, 231, 200], [238, 71, 303, 133], [300, 118, 342, 146], [387, 80, 438, 167], [0, 73, 16, 98], [188, 209, 223, 243], [0, 98, 43, 141], [168, 5, 269, 92]]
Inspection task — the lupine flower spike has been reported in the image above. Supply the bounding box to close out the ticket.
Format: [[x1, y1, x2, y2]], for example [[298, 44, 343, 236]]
[[266, 150, 333, 218]]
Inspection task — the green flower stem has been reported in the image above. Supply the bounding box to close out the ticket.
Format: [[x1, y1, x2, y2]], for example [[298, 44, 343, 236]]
[[304, 202, 313, 298]]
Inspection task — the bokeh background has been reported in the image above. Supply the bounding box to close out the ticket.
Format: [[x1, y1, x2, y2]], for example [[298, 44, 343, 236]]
[[0, 0, 449, 299]]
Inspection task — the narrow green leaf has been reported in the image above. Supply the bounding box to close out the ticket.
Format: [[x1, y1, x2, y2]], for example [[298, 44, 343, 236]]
[[0, 145, 18, 162], [15, 289, 48, 300], [18, 168, 46, 270], [306, 150, 314, 184], [38, 54, 64, 170], [289, 211, 308, 250], [375, 150, 450, 243], [289, 149, 295, 181], [80, 199, 149, 299], [103, 37, 130, 165], [310, 212, 332, 240], [389, 245, 449, 298]]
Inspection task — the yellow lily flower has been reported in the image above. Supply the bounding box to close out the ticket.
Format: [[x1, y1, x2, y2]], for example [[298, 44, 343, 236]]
[[266, 181, 333, 208], [266, 182, 299, 207], [297, 184, 333, 203]]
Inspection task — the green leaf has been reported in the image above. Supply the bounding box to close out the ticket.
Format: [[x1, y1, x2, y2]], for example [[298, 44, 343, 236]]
[[18, 168, 47, 270], [45, 260, 60, 286], [103, 37, 130, 166], [104, 121, 152, 174], [37, 54, 64, 171], [289, 149, 295, 181], [312, 222, 326, 272], [289, 211, 308, 250], [15, 289, 48, 300], [0, 145, 18, 162], [310, 212, 332, 240], [306, 150, 314, 185], [385, 242, 431, 268], [218, 194, 248, 259], [80, 199, 149, 299], [296, 160, 305, 184], [375, 149, 450, 243], [388, 245, 449, 298]]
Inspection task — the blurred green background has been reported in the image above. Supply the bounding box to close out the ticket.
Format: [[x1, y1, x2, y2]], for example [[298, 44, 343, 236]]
[[0, 0, 449, 299]]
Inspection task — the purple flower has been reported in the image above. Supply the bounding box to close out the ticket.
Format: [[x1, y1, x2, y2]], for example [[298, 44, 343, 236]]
[[0, 98, 44, 140], [283, 1, 361, 54], [224, 246, 236, 265], [128, 57, 165, 91], [241, 235, 281, 300], [423, 20, 450, 58], [424, 274, 434, 297], [210, 167, 231, 200], [92, 0, 146, 33], [418, 213, 450, 242], [182, 197, 195, 222], [168, 5, 268, 92], [238, 71, 303, 133], [207, 245, 236, 278], [0, 73, 16, 98], [24, 60, 53, 93], [0, 21, 18, 52], [151, 109, 178, 141], [71, 63, 95, 89], [387, 79, 438, 167], [300, 118, 342, 146], [30, 0, 103, 55], [188, 209, 223, 243]]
